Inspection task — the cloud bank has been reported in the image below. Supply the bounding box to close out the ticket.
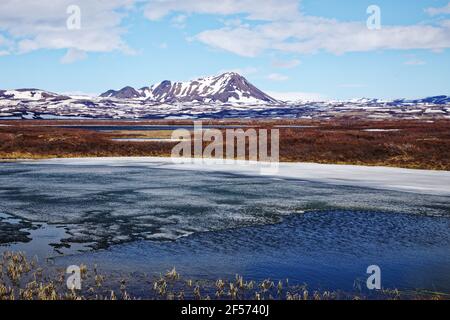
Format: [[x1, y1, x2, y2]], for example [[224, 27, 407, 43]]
[[145, 0, 450, 56], [0, 0, 135, 62], [1, 0, 449, 63]]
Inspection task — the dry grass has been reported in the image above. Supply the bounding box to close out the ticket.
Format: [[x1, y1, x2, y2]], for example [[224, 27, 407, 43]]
[[109, 130, 174, 139], [278, 120, 450, 170], [0, 251, 446, 301], [0, 125, 175, 159], [0, 119, 449, 170]]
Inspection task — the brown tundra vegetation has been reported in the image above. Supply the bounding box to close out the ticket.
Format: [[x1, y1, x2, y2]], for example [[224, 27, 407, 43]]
[[0, 119, 449, 170]]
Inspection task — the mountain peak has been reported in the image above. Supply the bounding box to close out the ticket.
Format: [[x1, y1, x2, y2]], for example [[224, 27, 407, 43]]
[[100, 73, 279, 104], [217, 71, 241, 78], [100, 86, 143, 99]]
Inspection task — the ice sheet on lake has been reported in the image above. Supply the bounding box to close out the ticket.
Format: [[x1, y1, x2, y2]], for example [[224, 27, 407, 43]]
[[28, 157, 450, 196], [0, 158, 449, 248]]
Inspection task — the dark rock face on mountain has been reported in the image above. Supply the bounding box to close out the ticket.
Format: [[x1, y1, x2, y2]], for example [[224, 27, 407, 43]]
[[100, 86, 143, 99], [214, 72, 276, 103], [389, 96, 450, 106], [412, 96, 450, 105], [100, 73, 279, 104], [0, 90, 14, 99], [150, 80, 174, 101]]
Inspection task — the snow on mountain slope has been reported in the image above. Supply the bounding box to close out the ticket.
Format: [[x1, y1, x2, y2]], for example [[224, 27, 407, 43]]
[[100, 72, 279, 104], [0, 89, 60, 101], [1, 76, 449, 120]]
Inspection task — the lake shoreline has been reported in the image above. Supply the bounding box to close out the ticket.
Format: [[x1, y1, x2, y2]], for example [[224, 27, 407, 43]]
[[7, 156, 450, 196]]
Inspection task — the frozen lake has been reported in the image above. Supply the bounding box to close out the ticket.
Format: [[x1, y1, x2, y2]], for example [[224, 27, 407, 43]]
[[0, 159, 449, 293]]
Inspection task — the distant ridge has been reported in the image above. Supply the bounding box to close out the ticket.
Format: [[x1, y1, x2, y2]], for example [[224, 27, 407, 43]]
[[0, 82, 449, 120]]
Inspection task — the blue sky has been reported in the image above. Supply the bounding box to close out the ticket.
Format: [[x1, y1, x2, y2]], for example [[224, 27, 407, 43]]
[[0, 0, 450, 100]]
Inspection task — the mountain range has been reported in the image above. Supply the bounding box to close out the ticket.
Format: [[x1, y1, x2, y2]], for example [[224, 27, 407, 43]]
[[0, 72, 449, 120], [1, 72, 449, 106]]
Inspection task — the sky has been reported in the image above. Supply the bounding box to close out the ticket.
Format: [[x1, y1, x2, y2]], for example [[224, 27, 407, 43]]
[[0, 0, 450, 100]]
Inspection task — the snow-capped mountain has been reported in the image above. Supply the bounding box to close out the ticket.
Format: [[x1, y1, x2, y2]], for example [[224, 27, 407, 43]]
[[99, 86, 143, 100], [347, 98, 384, 104], [1, 78, 449, 120], [0, 89, 66, 101], [100, 72, 279, 104], [404, 96, 450, 105]]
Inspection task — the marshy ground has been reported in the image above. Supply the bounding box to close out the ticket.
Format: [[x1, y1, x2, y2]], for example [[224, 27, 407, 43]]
[[0, 119, 449, 170], [0, 252, 447, 300]]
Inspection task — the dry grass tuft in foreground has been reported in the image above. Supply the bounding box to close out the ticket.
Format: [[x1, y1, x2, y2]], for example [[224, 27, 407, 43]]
[[0, 251, 447, 301]]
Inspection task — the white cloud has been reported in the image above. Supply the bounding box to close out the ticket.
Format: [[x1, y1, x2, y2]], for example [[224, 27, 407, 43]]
[[266, 73, 289, 81], [60, 48, 88, 64], [403, 54, 426, 66], [144, 1, 450, 57], [0, 50, 10, 57], [2, 1, 449, 63], [196, 27, 270, 57], [157, 42, 169, 49], [223, 18, 244, 28], [267, 91, 325, 102], [0, 0, 135, 58], [171, 14, 188, 29], [426, 3, 450, 16], [271, 59, 301, 69], [144, 0, 300, 21], [440, 20, 450, 28], [404, 59, 426, 66], [196, 18, 450, 56]]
